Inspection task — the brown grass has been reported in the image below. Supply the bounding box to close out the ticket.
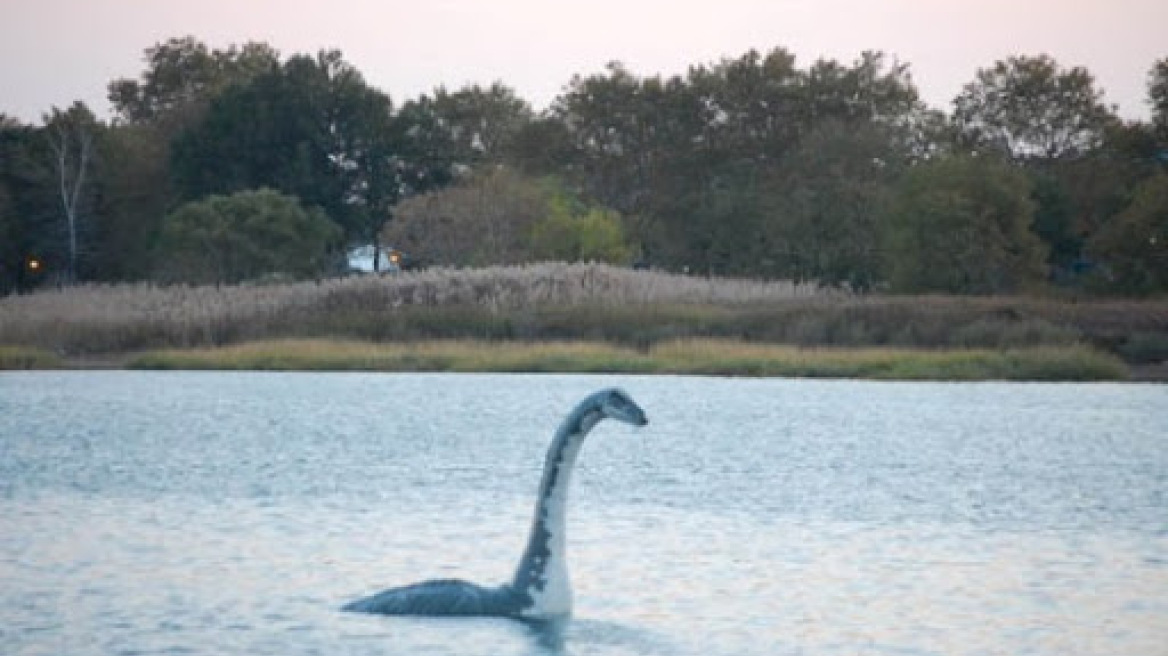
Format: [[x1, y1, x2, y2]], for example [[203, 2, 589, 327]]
[[2, 263, 1165, 368], [0, 263, 827, 353]]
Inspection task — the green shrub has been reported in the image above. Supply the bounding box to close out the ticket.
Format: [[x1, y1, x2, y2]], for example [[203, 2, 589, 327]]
[[1086, 174, 1168, 295], [156, 188, 342, 284], [884, 155, 1048, 294]]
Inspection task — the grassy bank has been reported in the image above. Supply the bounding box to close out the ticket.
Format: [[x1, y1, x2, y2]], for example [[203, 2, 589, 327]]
[[127, 338, 1129, 381], [2, 263, 1163, 378], [0, 345, 63, 370]]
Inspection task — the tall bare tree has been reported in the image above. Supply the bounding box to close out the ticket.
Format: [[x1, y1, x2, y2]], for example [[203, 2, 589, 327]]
[[44, 103, 98, 283]]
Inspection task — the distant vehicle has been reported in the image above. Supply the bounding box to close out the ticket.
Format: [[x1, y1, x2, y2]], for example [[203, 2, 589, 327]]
[[346, 245, 405, 274]]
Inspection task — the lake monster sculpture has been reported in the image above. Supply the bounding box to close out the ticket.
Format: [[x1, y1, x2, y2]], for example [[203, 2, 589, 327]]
[[343, 388, 649, 619]]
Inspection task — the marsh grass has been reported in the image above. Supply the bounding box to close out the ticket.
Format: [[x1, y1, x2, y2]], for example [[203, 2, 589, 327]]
[[3, 263, 1164, 373], [650, 340, 1127, 380], [129, 338, 1128, 381], [0, 345, 63, 370], [129, 339, 656, 373], [0, 263, 825, 353]]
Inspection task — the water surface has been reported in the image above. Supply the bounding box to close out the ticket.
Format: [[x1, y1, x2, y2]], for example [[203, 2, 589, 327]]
[[1, 372, 1165, 655]]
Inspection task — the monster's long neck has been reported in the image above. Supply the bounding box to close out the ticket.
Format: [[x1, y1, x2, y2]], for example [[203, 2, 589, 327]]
[[510, 400, 603, 615]]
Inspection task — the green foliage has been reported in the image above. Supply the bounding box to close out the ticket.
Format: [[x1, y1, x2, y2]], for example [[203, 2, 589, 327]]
[[108, 36, 279, 125], [93, 39, 282, 283], [802, 51, 922, 124], [550, 61, 687, 218], [386, 168, 548, 266], [549, 49, 927, 276], [506, 116, 578, 176], [170, 50, 405, 244], [531, 204, 633, 264], [388, 171, 635, 266], [1150, 58, 1168, 141], [156, 189, 342, 284], [0, 345, 62, 369], [765, 120, 903, 289], [1034, 124, 1161, 276], [1028, 171, 1081, 269], [90, 122, 173, 281], [43, 102, 102, 283], [1116, 331, 1168, 364], [654, 174, 770, 276], [953, 55, 1117, 160], [0, 119, 55, 293], [883, 155, 1048, 293], [413, 83, 534, 167], [4, 38, 1165, 298], [1087, 173, 1168, 295], [128, 337, 1127, 381], [0, 185, 15, 288]]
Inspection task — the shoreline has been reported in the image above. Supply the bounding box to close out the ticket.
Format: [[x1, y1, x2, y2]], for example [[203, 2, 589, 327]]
[[3, 263, 1165, 382], [4, 338, 1157, 382], [3, 265, 1166, 381]]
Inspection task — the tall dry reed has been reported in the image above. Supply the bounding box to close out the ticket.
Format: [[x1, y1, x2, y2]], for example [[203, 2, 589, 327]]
[[0, 263, 825, 353], [2, 262, 1165, 357]]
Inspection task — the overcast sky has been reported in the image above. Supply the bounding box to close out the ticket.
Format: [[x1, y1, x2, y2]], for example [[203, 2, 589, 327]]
[[2, 0, 1165, 124]]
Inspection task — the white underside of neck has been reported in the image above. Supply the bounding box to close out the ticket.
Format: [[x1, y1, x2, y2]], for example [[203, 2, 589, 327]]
[[520, 437, 580, 617], [521, 554, 571, 617]]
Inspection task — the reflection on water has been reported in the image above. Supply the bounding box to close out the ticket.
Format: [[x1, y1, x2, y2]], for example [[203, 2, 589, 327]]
[[1, 372, 1166, 656]]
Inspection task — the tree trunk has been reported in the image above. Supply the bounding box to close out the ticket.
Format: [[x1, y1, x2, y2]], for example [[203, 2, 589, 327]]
[[48, 121, 92, 284]]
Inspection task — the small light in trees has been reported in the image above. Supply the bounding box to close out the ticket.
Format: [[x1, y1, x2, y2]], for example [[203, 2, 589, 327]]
[[26, 257, 41, 272]]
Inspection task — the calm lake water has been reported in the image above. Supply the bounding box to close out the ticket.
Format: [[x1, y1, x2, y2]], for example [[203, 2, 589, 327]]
[[1, 372, 1165, 656]]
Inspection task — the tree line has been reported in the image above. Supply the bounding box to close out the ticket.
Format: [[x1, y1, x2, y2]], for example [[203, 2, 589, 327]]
[[2, 36, 1166, 295]]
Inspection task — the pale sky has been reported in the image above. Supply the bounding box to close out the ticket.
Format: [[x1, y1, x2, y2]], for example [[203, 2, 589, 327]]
[[2, 0, 1165, 124]]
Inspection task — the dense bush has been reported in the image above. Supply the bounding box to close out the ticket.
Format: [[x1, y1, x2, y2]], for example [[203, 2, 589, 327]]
[[883, 155, 1048, 293], [386, 171, 636, 267], [155, 188, 342, 284], [1087, 174, 1168, 295]]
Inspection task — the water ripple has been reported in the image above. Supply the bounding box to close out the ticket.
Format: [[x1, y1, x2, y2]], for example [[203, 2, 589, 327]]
[[1, 372, 1165, 655]]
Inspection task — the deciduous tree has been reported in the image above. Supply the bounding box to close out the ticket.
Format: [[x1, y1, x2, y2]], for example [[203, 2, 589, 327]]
[[883, 155, 1047, 293], [0, 117, 55, 293], [530, 200, 633, 264], [766, 120, 903, 290], [953, 55, 1117, 160], [550, 62, 692, 217], [420, 83, 533, 167], [802, 51, 921, 126], [170, 50, 405, 250], [91, 122, 174, 281], [385, 169, 548, 266], [1149, 57, 1168, 141], [108, 36, 279, 127], [44, 102, 100, 282], [1087, 173, 1168, 294]]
